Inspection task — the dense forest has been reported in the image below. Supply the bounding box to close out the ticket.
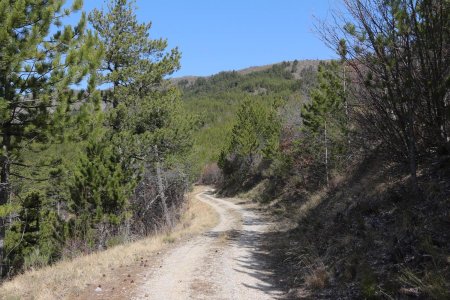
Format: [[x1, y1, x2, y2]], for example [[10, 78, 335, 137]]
[[0, 0, 449, 299]]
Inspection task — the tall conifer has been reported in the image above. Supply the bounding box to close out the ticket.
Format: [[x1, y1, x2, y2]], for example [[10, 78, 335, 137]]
[[0, 0, 101, 274]]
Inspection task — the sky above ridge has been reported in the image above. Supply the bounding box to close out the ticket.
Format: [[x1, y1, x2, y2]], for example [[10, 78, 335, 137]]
[[69, 0, 340, 77]]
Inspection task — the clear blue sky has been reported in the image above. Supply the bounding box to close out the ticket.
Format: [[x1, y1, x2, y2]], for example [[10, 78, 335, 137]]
[[69, 0, 339, 77]]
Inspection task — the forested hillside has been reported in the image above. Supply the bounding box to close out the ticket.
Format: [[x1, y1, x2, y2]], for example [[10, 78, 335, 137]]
[[179, 60, 319, 178]]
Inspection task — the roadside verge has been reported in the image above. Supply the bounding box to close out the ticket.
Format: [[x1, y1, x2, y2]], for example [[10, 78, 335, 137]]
[[0, 186, 218, 300]]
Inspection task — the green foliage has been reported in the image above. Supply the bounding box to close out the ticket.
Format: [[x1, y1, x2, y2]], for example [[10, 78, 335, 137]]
[[23, 249, 49, 271], [69, 125, 136, 227], [0, 0, 195, 278], [0, 0, 101, 144], [89, 0, 180, 104], [181, 62, 310, 177], [218, 98, 281, 189], [228, 98, 281, 160], [0, 0, 102, 275], [300, 61, 349, 185], [60, 0, 194, 247], [360, 266, 378, 299], [116, 87, 197, 163], [302, 62, 346, 134], [5, 192, 63, 273]]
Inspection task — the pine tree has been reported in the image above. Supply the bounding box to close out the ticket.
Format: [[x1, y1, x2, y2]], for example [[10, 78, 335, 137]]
[[301, 62, 348, 186], [219, 98, 281, 186], [88, 0, 188, 166], [75, 0, 194, 236], [229, 99, 280, 162], [67, 121, 137, 248], [0, 0, 101, 275], [5, 191, 63, 274], [89, 0, 181, 107]]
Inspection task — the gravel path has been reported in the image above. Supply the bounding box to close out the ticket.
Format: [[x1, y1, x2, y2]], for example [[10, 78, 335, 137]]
[[132, 189, 283, 300]]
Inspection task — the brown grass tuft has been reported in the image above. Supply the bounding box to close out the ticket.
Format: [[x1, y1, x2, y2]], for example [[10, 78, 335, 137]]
[[304, 266, 329, 290]]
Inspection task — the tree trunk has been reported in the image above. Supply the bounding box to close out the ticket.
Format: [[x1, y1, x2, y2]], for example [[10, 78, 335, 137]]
[[324, 121, 329, 187], [406, 111, 419, 193], [0, 132, 11, 277], [112, 81, 119, 109], [343, 64, 351, 150], [154, 145, 171, 228]]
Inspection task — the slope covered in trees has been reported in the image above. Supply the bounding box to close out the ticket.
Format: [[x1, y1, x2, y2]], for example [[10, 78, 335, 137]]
[[179, 60, 320, 179]]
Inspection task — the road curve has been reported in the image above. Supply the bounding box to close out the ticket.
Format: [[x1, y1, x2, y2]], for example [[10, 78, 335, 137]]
[[132, 189, 283, 300]]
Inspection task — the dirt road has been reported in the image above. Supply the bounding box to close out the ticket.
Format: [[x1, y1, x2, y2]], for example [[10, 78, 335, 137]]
[[132, 189, 283, 299]]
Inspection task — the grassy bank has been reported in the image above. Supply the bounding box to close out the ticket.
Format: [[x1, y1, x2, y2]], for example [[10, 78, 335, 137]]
[[239, 155, 450, 299], [0, 186, 218, 300]]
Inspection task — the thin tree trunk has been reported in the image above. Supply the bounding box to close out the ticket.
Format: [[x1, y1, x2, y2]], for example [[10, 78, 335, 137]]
[[0, 132, 11, 277], [154, 145, 171, 228], [343, 64, 351, 150], [407, 110, 419, 193], [324, 121, 329, 187], [344, 64, 348, 118]]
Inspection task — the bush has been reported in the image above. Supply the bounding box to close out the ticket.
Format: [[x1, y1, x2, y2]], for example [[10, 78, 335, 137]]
[[23, 249, 49, 271], [198, 163, 223, 185], [130, 167, 189, 236]]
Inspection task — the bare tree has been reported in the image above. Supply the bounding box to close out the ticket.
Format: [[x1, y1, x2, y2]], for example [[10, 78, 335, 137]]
[[317, 0, 449, 190]]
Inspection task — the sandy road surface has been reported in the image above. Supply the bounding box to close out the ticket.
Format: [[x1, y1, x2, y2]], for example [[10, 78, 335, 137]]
[[132, 189, 283, 300]]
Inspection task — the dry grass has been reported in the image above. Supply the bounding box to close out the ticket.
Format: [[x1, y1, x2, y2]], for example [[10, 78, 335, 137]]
[[0, 186, 218, 300], [297, 189, 328, 219], [304, 266, 329, 290]]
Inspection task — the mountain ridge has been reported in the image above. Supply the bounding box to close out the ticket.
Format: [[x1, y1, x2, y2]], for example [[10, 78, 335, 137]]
[[171, 59, 325, 86]]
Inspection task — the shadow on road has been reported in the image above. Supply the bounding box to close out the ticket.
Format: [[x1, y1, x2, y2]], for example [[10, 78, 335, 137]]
[[204, 196, 295, 299]]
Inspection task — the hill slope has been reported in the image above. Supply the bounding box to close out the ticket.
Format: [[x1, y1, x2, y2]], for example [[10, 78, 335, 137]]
[[178, 60, 320, 177], [177, 59, 450, 299]]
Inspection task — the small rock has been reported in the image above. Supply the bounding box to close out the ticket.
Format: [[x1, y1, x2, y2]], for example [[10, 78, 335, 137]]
[[145, 294, 149, 297], [131, 280, 134, 283], [95, 287, 102, 292], [102, 274, 106, 277], [127, 274, 131, 277]]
